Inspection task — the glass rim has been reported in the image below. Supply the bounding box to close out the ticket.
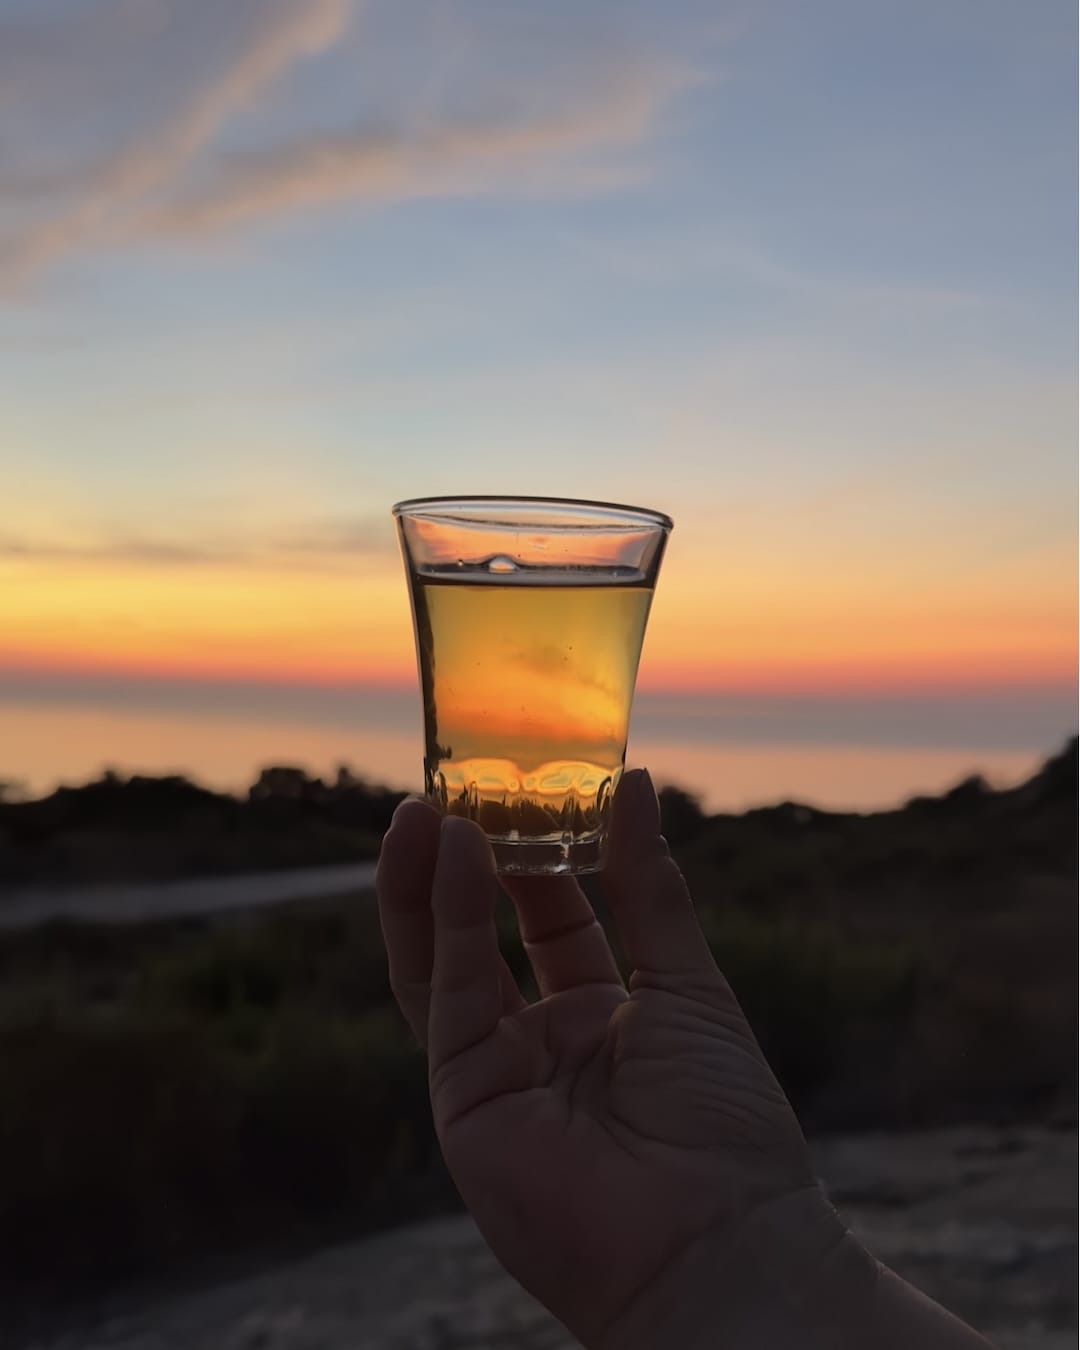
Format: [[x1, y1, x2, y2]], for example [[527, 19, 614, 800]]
[[391, 494, 673, 532]]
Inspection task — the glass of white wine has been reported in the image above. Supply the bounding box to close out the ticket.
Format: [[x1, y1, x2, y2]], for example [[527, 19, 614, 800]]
[[392, 496, 672, 875]]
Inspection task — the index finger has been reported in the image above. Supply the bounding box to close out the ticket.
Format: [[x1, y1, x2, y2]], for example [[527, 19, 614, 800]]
[[429, 816, 512, 1071], [375, 798, 441, 1042]]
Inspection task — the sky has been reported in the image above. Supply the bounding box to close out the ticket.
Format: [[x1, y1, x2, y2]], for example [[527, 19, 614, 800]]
[[0, 0, 1076, 804]]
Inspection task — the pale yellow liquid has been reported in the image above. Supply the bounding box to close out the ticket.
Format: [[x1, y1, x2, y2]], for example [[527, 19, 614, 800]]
[[412, 572, 652, 847]]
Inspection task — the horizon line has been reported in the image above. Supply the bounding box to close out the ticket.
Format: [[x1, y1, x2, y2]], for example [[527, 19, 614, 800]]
[[1, 659, 1076, 704]]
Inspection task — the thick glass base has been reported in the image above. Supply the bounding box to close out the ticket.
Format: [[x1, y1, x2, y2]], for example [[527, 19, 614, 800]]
[[489, 832, 607, 876]]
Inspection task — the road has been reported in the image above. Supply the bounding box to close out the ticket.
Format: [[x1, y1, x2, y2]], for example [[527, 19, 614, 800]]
[[0, 862, 379, 929]]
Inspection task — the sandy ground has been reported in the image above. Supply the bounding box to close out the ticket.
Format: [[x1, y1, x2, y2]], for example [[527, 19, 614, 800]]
[[24, 1126, 1076, 1350]]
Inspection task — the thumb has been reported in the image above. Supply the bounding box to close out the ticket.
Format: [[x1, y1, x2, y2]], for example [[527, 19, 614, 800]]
[[603, 768, 718, 979]]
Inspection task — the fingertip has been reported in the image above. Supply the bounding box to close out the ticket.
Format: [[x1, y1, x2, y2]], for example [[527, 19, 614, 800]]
[[611, 767, 644, 830], [378, 797, 441, 889], [612, 765, 662, 842], [391, 795, 440, 826], [439, 813, 496, 871], [440, 811, 486, 837], [603, 771, 712, 976], [440, 811, 476, 839], [383, 797, 441, 850], [637, 766, 660, 829], [616, 766, 645, 797]]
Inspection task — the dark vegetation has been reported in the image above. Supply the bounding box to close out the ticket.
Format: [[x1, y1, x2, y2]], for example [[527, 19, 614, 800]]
[[0, 765, 404, 883], [0, 741, 1074, 1320]]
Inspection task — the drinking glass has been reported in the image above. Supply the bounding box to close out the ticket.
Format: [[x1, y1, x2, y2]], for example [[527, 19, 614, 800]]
[[392, 495, 671, 875]]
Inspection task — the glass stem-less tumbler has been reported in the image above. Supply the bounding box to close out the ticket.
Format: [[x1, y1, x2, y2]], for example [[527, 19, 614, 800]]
[[393, 496, 672, 876]]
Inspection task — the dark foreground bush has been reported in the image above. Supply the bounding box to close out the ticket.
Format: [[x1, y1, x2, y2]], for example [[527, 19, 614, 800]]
[[0, 1006, 436, 1295], [0, 742, 1073, 1307], [698, 911, 920, 1120], [0, 902, 440, 1302]]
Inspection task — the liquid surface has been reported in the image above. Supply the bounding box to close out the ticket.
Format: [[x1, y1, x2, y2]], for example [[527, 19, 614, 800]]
[[411, 570, 652, 842]]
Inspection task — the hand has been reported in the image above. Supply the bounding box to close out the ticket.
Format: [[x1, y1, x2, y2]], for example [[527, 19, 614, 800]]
[[375, 769, 849, 1348]]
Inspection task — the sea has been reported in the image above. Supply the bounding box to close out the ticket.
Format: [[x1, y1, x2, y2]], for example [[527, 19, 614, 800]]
[[1, 681, 1072, 813]]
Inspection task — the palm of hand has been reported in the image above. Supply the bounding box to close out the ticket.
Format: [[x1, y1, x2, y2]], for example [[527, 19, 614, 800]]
[[377, 773, 816, 1347], [435, 974, 812, 1344]]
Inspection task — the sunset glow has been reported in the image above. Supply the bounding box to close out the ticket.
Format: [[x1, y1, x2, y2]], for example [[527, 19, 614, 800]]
[[0, 0, 1074, 807], [2, 542, 1073, 698]]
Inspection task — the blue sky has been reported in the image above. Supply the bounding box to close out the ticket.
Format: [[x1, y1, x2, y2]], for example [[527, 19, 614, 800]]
[[3, 0, 1074, 519]]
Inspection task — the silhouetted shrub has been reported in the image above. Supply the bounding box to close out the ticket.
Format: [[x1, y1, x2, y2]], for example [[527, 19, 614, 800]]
[[0, 742, 1073, 1307], [658, 785, 707, 846], [696, 910, 920, 1113]]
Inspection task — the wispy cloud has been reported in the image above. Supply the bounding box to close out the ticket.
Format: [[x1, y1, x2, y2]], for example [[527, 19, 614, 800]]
[[1, 0, 350, 288], [149, 61, 688, 237], [0, 514, 395, 569], [0, 536, 220, 565], [0, 1, 693, 291], [560, 227, 991, 317]]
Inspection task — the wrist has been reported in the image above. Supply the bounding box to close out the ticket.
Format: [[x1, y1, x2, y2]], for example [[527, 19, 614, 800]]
[[591, 1185, 878, 1350]]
